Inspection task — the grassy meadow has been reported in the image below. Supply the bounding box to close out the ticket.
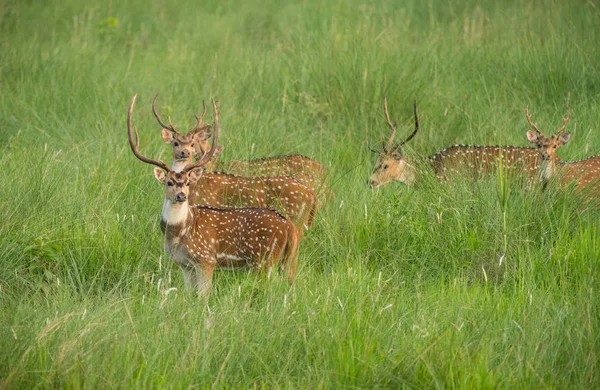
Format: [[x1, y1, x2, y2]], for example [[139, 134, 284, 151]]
[[1, 0, 600, 387]]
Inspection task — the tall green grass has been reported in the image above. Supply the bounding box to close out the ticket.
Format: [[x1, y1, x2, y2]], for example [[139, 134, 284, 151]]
[[1, 0, 599, 387]]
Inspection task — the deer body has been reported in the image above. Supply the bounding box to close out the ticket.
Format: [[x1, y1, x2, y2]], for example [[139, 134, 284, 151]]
[[222, 154, 326, 181], [547, 155, 600, 197], [189, 172, 318, 231], [161, 201, 299, 295], [430, 145, 545, 180]]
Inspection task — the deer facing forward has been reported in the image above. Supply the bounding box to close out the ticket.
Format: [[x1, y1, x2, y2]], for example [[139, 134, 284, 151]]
[[128, 95, 299, 296]]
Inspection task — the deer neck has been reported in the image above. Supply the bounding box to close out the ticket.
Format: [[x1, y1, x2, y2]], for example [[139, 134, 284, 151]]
[[160, 200, 193, 240], [540, 159, 555, 181], [171, 157, 194, 173]]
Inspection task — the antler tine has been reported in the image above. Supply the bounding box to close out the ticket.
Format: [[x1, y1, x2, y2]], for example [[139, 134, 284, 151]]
[[396, 100, 420, 148], [128, 95, 170, 172], [383, 96, 397, 152], [189, 100, 208, 135], [182, 98, 220, 173], [152, 94, 179, 134], [526, 106, 543, 135], [554, 108, 571, 136]]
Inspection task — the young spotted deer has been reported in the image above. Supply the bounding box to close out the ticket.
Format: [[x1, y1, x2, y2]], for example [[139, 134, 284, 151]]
[[525, 106, 600, 197], [368, 98, 544, 188], [128, 95, 299, 296], [154, 98, 319, 231], [152, 94, 222, 172]]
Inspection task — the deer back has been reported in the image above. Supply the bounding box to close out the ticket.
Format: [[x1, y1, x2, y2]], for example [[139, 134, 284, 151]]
[[430, 145, 543, 179], [220, 155, 327, 181], [556, 155, 600, 195], [189, 172, 318, 229]]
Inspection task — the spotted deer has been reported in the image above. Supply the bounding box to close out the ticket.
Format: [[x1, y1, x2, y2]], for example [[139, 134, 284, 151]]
[[525, 106, 600, 197], [368, 98, 545, 188], [128, 95, 299, 296], [152, 94, 222, 172], [154, 98, 319, 231]]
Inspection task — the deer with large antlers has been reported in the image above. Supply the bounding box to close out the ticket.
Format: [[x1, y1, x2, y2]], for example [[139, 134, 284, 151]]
[[525, 106, 600, 198], [152, 95, 221, 173], [152, 96, 319, 231], [368, 98, 547, 188], [128, 95, 299, 296]]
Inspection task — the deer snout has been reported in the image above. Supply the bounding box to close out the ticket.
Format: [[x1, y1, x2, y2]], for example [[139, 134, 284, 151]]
[[540, 151, 551, 161], [179, 150, 191, 158], [175, 192, 187, 202], [367, 179, 378, 188]]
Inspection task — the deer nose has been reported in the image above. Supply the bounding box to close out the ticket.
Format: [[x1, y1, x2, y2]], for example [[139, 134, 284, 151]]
[[367, 179, 377, 188], [175, 192, 186, 202], [180, 150, 190, 158]]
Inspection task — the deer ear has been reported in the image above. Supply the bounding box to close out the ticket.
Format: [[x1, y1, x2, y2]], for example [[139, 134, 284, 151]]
[[194, 126, 212, 141], [161, 129, 174, 143], [526, 130, 538, 144], [188, 167, 204, 183], [154, 168, 167, 183], [558, 132, 571, 145], [212, 145, 224, 158]]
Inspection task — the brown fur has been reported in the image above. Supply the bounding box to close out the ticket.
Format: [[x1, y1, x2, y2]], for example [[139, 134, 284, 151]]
[[188, 172, 319, 233]]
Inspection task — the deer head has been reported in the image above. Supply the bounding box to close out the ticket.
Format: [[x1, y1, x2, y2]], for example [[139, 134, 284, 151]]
[[368, 98, 419, 188], [152, 95, 223, 171], [128, 95, 220, 205], [525, 106, 571, 162]]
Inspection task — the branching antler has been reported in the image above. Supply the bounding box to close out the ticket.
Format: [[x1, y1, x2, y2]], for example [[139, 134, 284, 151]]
[[554, 109, 571, 136], [152, 94, 180, 135], [526, 106, 543, 135], [189, 101, 208, 135], [181, 98, 220, 173], [128, 95, 170, 172]]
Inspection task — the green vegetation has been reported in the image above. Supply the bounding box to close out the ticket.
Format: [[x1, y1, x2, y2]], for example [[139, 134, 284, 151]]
[[1, 0, 599, 387]]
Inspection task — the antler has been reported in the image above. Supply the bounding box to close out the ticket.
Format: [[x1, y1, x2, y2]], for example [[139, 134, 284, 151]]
[[383, 96, 398, 152], [127, 94, 170, 172], [395, 100, 419, 148], [189, 100, 209, 135], [526, 106, 542, 135], [152, 94, 180, 135], [554, 108, 570, 136], [181, 98, 220, 173]]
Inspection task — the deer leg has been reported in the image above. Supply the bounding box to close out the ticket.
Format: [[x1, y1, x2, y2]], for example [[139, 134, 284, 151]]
[[193, 260, 215, 298], [180, 264, 196, 292]]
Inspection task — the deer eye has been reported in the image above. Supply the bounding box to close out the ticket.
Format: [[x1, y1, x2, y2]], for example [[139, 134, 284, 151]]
[[167, 181, 174, 186], [173, 142, 179, 147], [553, 145, 557, 148], [383, 164, 389, 170]]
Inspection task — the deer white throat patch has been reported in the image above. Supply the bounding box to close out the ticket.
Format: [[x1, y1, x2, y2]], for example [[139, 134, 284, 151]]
[[162, 200, 189, 226], [541, 160, 554, 181], [171, 160, 188, 173]]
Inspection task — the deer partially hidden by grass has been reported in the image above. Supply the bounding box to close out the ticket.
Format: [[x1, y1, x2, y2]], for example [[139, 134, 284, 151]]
[[525, 106, 600, 198], [152, 96, 328, 193], [368, 98, 545, 188], [128, 95, 299, 296], [152, 97, 319, 232]]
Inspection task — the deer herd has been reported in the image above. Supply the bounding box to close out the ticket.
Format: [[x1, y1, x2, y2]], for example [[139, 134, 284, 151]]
[[127, 94, 600, 297]]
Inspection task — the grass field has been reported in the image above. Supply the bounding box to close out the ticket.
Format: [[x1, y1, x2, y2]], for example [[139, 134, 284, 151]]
[[1, 0, 600, 387]]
